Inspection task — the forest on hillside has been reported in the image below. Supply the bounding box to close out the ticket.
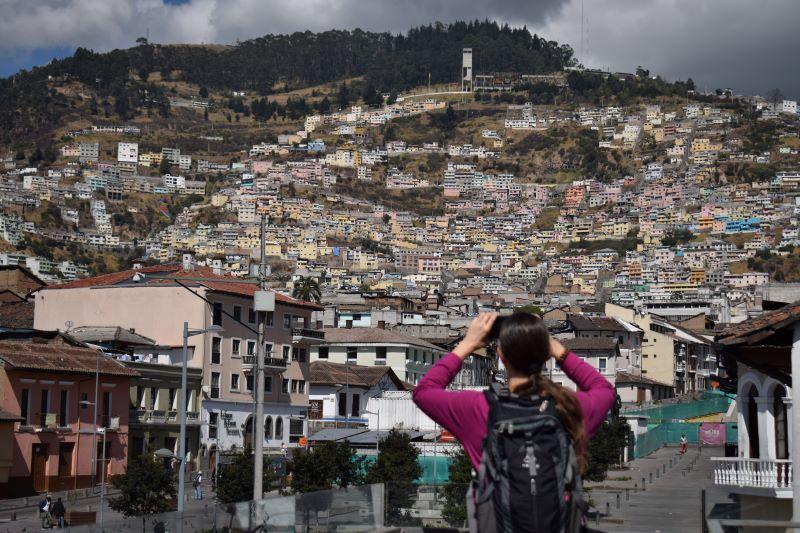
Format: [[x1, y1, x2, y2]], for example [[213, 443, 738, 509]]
[[0, 21, 574, 146]]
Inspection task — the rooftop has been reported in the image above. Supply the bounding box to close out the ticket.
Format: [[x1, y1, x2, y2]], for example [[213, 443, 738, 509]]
[[309, 360, 403, 389], [321, 327, 445, 351]]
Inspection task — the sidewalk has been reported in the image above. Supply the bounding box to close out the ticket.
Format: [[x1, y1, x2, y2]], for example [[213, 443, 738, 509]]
[[0, 478, 217, 532], [586, 445, 731, 532]]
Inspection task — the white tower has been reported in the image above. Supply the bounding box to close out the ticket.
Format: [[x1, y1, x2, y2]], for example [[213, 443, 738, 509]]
[[462, 48, 473, 92]]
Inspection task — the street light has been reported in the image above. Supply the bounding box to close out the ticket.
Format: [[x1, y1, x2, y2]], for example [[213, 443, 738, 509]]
[[178, 322, 223, 524], [80, 399, 106, 532]]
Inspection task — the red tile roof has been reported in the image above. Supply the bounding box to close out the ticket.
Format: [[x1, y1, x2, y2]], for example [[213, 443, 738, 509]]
[[309, 361, 403, 389], [41, 264, 322, 310], [716, 301, 800, 346], [0, 340, 139, 377], [0, 301, 34, 329], [322, 327, 445, 351]]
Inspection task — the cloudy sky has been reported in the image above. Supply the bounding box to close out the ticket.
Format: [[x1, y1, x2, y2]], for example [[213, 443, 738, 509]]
[[0, 0, 797, 98]]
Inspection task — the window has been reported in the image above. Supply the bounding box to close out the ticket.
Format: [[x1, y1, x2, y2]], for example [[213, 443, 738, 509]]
[[351, 393, 360, 417], [289, 418, 304, 435], [376, 347, 387, 362], [59, 390, 68, 427], [230, 374, 240, 391], [353, 313, 362, 321], [297, 380, 305, 394], [40, 389, 50, 427], [264, 376, 272, 393], [414, 350, 419, 362], [275, 417, 283, 439], [102, 391, 111, 427], [265, 343, 273, 356], [246, 375, 254, 392], [338, 393, 347, 417], [233, 305, 242, 321], [20, 389, 29, 425], [168, 388, 176, 411], [58, 443, 74, 477], [209, 412, 218, 439], [246, 340, 256, 356], [422, 352, 428, 364], [347, 347, 357, 361], [598, 358, 608, 372], [211, 337, 222, 364], [282, 346, 290, 360], [282, 379, 289, 394], [212, 302, 223, 326], [149, 387, 157, 409], [265, 416, 273, 439], [135, 387, 144, 409], [283, 314, 292, 329], [291, 380, 298, 394], [248, 307, 256, 324], [265, 311, 274, 327], [211, 373, 221, 399], [232, 339, 241, 357], [81, 392, 88, 409], [318, 346, 329, 359], [292, 347, 307, 362]]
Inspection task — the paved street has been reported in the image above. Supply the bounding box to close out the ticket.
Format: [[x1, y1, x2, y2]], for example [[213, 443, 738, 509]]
[[587, 445, 731, 532]]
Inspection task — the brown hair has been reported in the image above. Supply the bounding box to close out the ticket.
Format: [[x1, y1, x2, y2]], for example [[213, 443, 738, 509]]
[[497, 312, 587, 471]]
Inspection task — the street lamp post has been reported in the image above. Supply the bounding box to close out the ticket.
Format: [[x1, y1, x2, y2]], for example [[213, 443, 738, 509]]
[[178, 322, 224, 526], [99, 428, 107, 530], [90, 351, 99, 493]]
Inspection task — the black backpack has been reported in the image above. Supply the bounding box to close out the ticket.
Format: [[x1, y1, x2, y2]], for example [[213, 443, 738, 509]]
[[467, 383, 586, 533]]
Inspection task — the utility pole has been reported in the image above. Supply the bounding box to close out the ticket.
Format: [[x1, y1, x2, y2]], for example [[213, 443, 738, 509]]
[[253, 213, 267, 504]]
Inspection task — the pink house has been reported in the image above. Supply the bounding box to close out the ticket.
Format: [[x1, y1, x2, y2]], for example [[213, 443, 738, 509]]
[[0, 332, 138, 498]]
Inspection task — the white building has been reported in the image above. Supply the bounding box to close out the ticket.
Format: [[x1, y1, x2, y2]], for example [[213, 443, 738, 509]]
[[117, 142, 139, 164]]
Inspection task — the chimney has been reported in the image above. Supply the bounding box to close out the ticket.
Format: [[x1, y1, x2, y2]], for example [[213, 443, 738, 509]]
[[378, 320, 386, 330], [346, 320, 353, 329], [182, 252, 195, 272]]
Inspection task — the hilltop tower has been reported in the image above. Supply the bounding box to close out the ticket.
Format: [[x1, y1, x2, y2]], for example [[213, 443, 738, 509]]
[[462, 48, 473, 92]]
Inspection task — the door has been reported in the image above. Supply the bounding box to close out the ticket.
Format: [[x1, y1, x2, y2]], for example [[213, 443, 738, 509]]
[[31, 444, 48, 492], [637, 387, 646, 403], [208, 448, 217, 474]]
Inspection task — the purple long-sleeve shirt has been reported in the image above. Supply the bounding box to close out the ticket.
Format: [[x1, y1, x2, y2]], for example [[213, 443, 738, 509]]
[[412, 352, 616, 469]]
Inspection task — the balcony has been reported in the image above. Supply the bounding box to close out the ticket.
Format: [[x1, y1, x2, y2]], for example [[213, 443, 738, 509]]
[[242, 355, 287, 374], [292, 327, 325, 344], [712, 457, 793, 497], [130, 409, 201, 425]]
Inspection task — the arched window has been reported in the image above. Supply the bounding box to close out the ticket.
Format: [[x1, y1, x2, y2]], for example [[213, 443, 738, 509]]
[[265, 416, 273, 440], [747, 385, 760, 458], [275, 416, 284, 439], [774, 386, 789, 459], [244, 416, 254, 448]]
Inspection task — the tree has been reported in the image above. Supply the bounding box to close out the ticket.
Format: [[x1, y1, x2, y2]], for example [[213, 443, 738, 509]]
[[366, 429, 422, 525], [441, 447, 472, 527], [767, 88, 784, 106], [514, 304, 544, 316], [159, 157, 171, 175], [292, 276, 322, 303], [291, 441, 364, 493], [199, 86, 209, 98], [216, 446, 275, 504], [585, 411, 632, 482], [108, 454, 176, 533]]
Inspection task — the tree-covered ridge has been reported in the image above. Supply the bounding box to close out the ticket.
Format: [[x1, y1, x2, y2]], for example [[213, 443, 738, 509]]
[[0, 21, 575, 145]]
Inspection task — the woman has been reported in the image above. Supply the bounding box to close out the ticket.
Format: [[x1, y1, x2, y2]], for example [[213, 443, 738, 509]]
[[413, 313, 615, 470]]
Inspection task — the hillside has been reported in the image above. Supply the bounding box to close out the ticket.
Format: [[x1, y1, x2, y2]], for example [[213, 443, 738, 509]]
[[0, 21, 575, 148]]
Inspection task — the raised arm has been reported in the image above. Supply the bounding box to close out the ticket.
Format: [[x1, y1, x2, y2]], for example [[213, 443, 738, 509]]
[[558, 349, 616, 438]]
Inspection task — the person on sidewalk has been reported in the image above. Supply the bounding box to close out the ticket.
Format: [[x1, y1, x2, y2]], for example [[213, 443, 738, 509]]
[[680, 434, 687, 454], [193, 470, 203, 500], [38, 494, 52, 529], [50, 497, 66, 529]]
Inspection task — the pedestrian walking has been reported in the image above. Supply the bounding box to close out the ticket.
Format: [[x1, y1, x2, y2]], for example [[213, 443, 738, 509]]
[[38, 494, 52, 529], [193, 470, 203, 500], [680, 434, 687, 454], [50, 497, 66, 529]]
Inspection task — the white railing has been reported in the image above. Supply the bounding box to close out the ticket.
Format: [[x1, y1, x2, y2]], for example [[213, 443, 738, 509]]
[[712, 457, 792, 490]]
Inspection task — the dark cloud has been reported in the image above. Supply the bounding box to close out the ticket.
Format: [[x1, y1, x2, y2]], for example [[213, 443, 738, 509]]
[[0, 0, 797, 98]]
